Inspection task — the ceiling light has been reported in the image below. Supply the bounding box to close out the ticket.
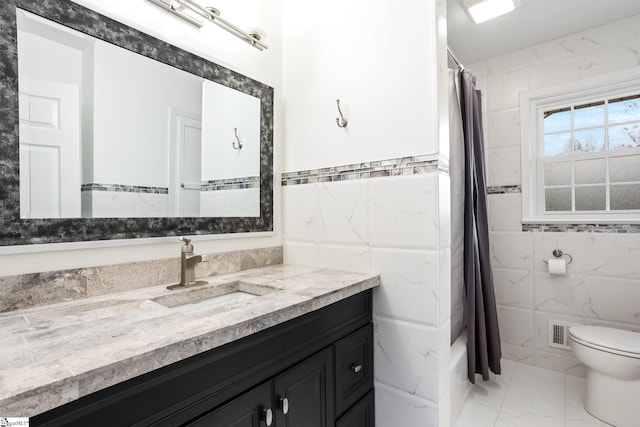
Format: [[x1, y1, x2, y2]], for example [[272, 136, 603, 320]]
[[463, 0, 519, 24]]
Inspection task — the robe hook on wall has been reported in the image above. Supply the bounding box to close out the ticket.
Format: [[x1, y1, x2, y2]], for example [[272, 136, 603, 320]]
[[232, 127, 243, 150], [335, 99, 348, 128]]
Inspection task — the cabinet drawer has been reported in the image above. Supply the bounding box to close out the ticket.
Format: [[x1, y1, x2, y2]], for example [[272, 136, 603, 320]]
[[334, 323, 373, 416], [336, 390, 374, 427], [186, 381, 271, 427]]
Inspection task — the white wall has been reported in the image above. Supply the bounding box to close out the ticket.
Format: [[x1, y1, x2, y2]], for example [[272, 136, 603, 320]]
[[282, 1, 439, 172], [201, 80, 260, 181], [282, 0, 451, 425], [471, 13, 640, 375], [0, 0, 283, 274], [92, 41, 203, 187], [17, 32, 83, 86]]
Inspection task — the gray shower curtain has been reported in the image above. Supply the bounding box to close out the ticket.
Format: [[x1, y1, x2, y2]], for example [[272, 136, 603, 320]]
[[458, 69, 501, 383]]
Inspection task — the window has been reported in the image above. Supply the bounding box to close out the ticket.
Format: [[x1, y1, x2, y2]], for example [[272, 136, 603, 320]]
[[521, 68, 640, 223]]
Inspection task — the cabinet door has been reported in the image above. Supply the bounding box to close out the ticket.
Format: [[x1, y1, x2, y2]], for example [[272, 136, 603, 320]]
[[274, 347, 335, 427], [336, 390, 374, 427], [334, 324, 373, 416], [187, 381, 273, 427]]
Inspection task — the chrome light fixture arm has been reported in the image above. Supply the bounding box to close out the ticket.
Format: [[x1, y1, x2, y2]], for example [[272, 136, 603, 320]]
[[148, 0, 268, 50]]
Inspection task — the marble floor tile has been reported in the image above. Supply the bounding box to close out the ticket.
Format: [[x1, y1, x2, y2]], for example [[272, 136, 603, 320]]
[[454, 361, 610, 427], [453, 400, 499, 427]]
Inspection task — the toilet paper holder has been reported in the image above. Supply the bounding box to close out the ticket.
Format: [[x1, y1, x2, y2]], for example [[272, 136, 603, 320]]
[[543, 249, 573, 265]]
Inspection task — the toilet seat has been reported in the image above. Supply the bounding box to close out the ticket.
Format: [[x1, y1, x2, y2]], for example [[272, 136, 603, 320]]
[[569, 325, 640, 359]]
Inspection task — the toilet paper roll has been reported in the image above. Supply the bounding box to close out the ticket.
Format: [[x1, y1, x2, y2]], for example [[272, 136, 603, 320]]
[[548, 258, 567, 275]]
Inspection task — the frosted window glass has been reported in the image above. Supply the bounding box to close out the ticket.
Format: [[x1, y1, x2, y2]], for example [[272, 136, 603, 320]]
[[573, 128, 604, 153], [574, 102, 604, 129], [611, 184, 640, 210], [575, 159, 605, 184], [544, 133, 571, 157], [610, 155, 640, 182], [575, 186, 606, 211], [544, 162, 571, 186], [544, 109, 571, 133], [609, 124, 640, 150], [545, 188, 571, 211], [608, 95, 640, 124]]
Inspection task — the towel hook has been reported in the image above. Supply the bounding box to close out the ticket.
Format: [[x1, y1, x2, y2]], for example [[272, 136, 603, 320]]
[[232, 127, 243, 150], [542, 249, 573, 265], [335, 99, 348, 128]]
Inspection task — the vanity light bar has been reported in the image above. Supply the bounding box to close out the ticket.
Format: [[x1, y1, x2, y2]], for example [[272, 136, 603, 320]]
[[148, 0, 268, 50]]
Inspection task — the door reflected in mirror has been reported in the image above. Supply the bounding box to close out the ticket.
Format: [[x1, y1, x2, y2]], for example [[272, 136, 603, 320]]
[[17, 9, 260, 219]]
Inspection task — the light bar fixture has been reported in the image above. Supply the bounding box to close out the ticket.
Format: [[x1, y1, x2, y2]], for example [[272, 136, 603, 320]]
[[462, 0, 519, 24], [148, 0, 268, 50]]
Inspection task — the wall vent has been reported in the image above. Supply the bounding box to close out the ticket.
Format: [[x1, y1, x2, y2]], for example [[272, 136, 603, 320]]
[[548, 320, 574, 350]]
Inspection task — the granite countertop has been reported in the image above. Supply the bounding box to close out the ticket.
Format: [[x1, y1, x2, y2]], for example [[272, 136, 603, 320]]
[[0, 264, 379, 417]]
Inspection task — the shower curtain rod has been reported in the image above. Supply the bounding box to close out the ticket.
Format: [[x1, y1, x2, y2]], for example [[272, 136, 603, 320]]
[[447, 47, 463, 70]]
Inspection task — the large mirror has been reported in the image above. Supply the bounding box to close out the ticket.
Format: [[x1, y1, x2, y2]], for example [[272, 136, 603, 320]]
[[0, 0, 273, 246]]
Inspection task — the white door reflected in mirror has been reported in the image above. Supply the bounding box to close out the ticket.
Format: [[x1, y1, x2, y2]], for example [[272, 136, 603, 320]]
[[19, 78, 81, 218]]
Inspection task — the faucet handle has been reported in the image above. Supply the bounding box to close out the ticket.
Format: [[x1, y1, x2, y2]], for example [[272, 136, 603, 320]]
[[180, 237, 194, 253]]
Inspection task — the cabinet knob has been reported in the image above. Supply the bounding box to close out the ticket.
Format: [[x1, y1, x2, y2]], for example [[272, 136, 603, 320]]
[[279, 396, 289, 414], [262, 408, 273, 426], [351, 364, 363, 373]]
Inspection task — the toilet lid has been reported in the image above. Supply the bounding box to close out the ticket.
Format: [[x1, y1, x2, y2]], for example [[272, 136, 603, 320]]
[[569, 325, 640, 355]]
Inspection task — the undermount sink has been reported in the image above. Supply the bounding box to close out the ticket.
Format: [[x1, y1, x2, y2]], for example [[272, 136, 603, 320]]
[[152, 281, 278, 312]]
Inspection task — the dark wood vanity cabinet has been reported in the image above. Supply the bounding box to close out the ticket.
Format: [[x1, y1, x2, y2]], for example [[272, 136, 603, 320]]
[[192, 347, 334, 427], [32, 290, 374, 427]]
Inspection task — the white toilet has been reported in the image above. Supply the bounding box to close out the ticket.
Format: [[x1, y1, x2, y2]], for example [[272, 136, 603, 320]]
[[568, 325, 640, 427]]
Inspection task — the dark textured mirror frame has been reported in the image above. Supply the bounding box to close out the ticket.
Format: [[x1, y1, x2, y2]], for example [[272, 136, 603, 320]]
[[0, 0, 274, 246]]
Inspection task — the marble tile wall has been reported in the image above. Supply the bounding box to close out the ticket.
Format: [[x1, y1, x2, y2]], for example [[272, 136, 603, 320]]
[[0, 246, 282, 312], [200, 188, 261, 217], [470, 13, 640, 376], [84, 191, 171, 218], [282, 156, 451, 426]]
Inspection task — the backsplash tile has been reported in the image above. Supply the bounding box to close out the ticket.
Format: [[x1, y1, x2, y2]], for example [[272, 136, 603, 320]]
[[523, 223, 640, 233], [201, 176, 260, 191], [487, 185, 521, 194], [281, 154, 443, 186], [0, 246, 282, 313], [81, 184, 169, 194]]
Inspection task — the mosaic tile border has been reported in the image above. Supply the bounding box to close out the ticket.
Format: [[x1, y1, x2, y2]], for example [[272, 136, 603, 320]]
[[81, 184, 169, 194], [202, 176, 260, 191], [523, 223, 640, 233], [281, 155, 443, 186], [487, 185, 521, 194]]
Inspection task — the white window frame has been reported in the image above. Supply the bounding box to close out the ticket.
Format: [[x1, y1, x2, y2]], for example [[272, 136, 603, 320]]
[[520, 66, 640, 224]]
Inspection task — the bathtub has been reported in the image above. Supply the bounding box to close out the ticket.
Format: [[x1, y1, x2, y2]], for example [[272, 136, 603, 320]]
[[450, 331, 471, 421]]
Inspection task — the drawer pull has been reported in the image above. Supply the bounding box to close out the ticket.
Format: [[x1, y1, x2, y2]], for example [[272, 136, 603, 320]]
[[262, 408, 273, 426], [280, 397, 289, 415], [351, 364, 363, 373]]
